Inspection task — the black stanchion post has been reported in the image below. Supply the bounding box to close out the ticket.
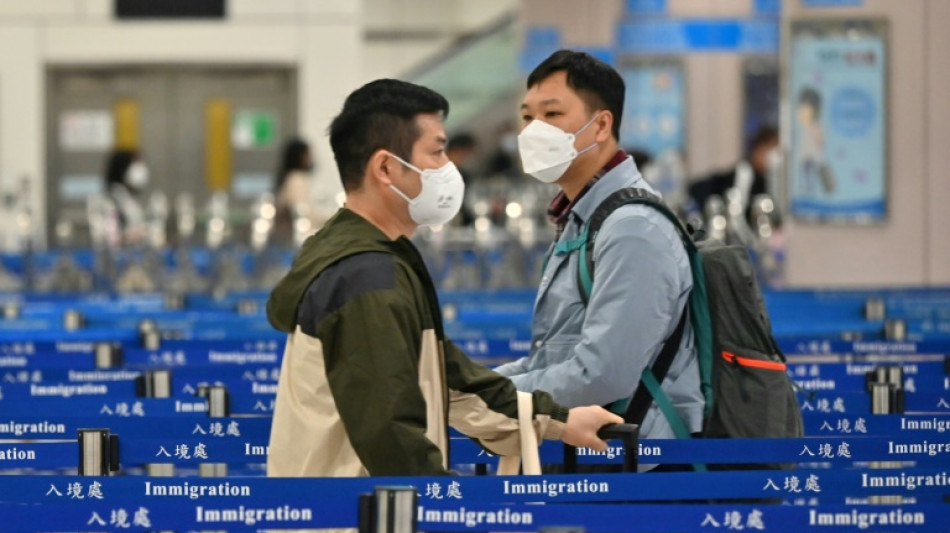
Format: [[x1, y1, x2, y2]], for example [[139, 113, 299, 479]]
[[94, 342, 123, 370], [135, 370, 174, 477], [863, 296, 886, 321], [2, 301, 20, 319], [63, 309, 85, 332], [884, 319, 907, 341], [868, 381, 903, 504], [78, 428, 118, 476], [199, 385, 230, 478], [163, 292, 185, 311], [139, 319, 161, 350]]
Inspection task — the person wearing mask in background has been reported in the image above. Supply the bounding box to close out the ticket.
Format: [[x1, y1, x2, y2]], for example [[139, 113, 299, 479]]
[[103, 148, 149, 243], [687, 125, 780, 226], [446, 132, 478, 226], [266, 78, 622, 478], [494, 50, 704, 470], [273, 138, 316, 245]]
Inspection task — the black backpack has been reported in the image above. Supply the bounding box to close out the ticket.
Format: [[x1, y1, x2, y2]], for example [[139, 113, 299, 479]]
[[575, 188, 803, 470]]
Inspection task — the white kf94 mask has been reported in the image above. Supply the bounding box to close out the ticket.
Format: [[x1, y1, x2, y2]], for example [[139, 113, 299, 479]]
[[388, 153, 465, 226], [517, 113, 601, 183]]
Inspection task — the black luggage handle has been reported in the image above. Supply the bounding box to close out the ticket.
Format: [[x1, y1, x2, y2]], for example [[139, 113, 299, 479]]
[[564, 423, 640, 473]]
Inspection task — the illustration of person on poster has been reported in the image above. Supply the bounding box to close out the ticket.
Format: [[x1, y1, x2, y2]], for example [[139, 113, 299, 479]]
[[789, 22, 886, 222]]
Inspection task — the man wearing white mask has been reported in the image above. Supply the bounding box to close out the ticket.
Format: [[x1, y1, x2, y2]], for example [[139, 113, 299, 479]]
[[495, 51, 704, 468], [266, 79, 621, 479]]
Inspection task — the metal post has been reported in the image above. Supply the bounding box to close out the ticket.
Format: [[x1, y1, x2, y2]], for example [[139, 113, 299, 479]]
[[2, 301, 20, 319], [137, 370, 174, 476], [63, 309, 85, 332], [164, 292, 185, 311], [78, 429, 118, 476], [139, 319, 162, 350], [198, 385, 230, 477], [94, 342, 123, 370], [863, 297, 886, 321], [868, 382, 903, 504], [374, 486, 417, 533], [884, 319, 907, 341]]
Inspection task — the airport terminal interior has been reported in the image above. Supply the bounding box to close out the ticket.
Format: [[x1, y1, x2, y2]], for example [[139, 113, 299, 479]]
[[0, 0, 948, 531]]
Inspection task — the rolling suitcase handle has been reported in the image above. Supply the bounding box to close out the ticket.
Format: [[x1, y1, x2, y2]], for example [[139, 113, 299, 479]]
[[563, 423, 640, 473]]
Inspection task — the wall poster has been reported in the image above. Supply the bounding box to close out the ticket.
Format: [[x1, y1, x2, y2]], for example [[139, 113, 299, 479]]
[[788, 19, 888, 223]]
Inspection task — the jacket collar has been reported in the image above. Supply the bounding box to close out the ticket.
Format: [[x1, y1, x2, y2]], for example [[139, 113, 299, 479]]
[[567, 156, 649, 227]]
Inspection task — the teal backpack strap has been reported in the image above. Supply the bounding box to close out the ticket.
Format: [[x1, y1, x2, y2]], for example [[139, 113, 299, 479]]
[[641, 369, 708, 472]]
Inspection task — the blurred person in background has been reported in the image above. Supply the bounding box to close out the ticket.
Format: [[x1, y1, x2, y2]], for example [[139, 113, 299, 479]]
[[687, 125, 779, 225], [273, 137, 316, 244], [446, 132, 478, 226], [103, 148, 149, 243]]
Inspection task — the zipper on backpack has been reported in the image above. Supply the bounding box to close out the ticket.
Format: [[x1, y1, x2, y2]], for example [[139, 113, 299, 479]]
[[722, 351, 787, 372]]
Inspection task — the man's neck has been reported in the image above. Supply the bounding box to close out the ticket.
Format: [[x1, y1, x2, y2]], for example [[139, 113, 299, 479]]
[[345, 193, 415, 240], [558, 142, 618, 200]]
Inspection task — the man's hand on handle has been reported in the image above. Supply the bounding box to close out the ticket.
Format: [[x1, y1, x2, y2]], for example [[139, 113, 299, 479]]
[[562, 406, 624, 452]]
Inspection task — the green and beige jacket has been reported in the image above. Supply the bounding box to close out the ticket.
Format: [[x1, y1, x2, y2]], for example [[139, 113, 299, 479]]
[[266, 208, 567, 477]]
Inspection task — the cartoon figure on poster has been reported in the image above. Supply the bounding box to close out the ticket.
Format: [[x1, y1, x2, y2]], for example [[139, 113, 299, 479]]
[[789, 28, 886, 221], [795, 86, 836, 196]]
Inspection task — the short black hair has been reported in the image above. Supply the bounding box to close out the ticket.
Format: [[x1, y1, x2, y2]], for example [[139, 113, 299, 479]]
[[329, 79, 449, 192], [748, 125, 779, 155], [448, 132, 477, 152], [526, 50, 625, 140], [798, 87, 822, 118], [274, 137, 312, 193], [104, 149, 139, 189]]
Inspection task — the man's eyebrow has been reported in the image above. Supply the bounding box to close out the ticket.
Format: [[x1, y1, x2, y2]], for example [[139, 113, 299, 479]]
[[435, 136, 447, 144], [520, 98, 560, 110]]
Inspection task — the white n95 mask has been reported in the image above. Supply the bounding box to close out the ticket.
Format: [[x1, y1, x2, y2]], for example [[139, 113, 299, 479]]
[[517, 113, 601, 183], [388, 154, 465, 226], [125, 161, 150, 190]]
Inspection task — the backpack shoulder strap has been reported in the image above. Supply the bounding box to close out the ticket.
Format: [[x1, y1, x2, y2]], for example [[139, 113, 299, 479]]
[[579, 189, 702, 444], [578, 187, 695, 304]]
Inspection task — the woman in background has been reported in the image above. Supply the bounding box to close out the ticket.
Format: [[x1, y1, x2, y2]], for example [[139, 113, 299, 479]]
[[103, 148, 149, 243], [272, 138, 315, 245]]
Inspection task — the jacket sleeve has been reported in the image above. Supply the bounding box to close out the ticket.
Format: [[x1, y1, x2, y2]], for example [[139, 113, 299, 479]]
[[504, 207, 690, 408], [313, 266, 450, 476], [443, 340, 567, 456]]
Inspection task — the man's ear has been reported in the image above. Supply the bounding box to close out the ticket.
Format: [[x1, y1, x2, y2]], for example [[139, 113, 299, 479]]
[[367, 150, 396, 187], [594, 111, 614, 143]]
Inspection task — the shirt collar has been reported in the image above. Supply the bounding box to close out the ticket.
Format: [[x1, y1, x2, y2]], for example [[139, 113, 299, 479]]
[[547, 150, 628, 231]]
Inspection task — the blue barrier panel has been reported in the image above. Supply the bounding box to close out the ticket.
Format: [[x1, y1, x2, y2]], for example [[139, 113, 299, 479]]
[[0, 398, 209, 417], [804, 415, 950, 436], [3, 501, 948, 532], [9, 435, 950, 470], [1, 470, 949, 503], [0, 416, 268, 440], [449, 436, 950, 468]]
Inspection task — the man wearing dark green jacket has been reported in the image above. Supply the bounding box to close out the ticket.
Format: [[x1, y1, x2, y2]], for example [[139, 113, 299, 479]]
[[266, 79, 621, 478]]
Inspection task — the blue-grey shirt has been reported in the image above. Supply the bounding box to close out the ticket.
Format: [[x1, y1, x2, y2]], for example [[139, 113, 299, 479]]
[[495, 157, 704, 441]]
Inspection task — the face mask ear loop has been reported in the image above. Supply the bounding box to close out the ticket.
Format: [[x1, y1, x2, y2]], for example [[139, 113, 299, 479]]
[[386, 151, 422, 203], [574, 111, 602, 136], [572, 112, 604, 156], [389, 184, 414, 204], [387, 152, 423, 174]]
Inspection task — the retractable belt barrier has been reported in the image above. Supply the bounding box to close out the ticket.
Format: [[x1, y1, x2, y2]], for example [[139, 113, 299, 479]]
[[5, 433, 950, 471], [1, 474, 950, 532], [4, 414, 950, 440]]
